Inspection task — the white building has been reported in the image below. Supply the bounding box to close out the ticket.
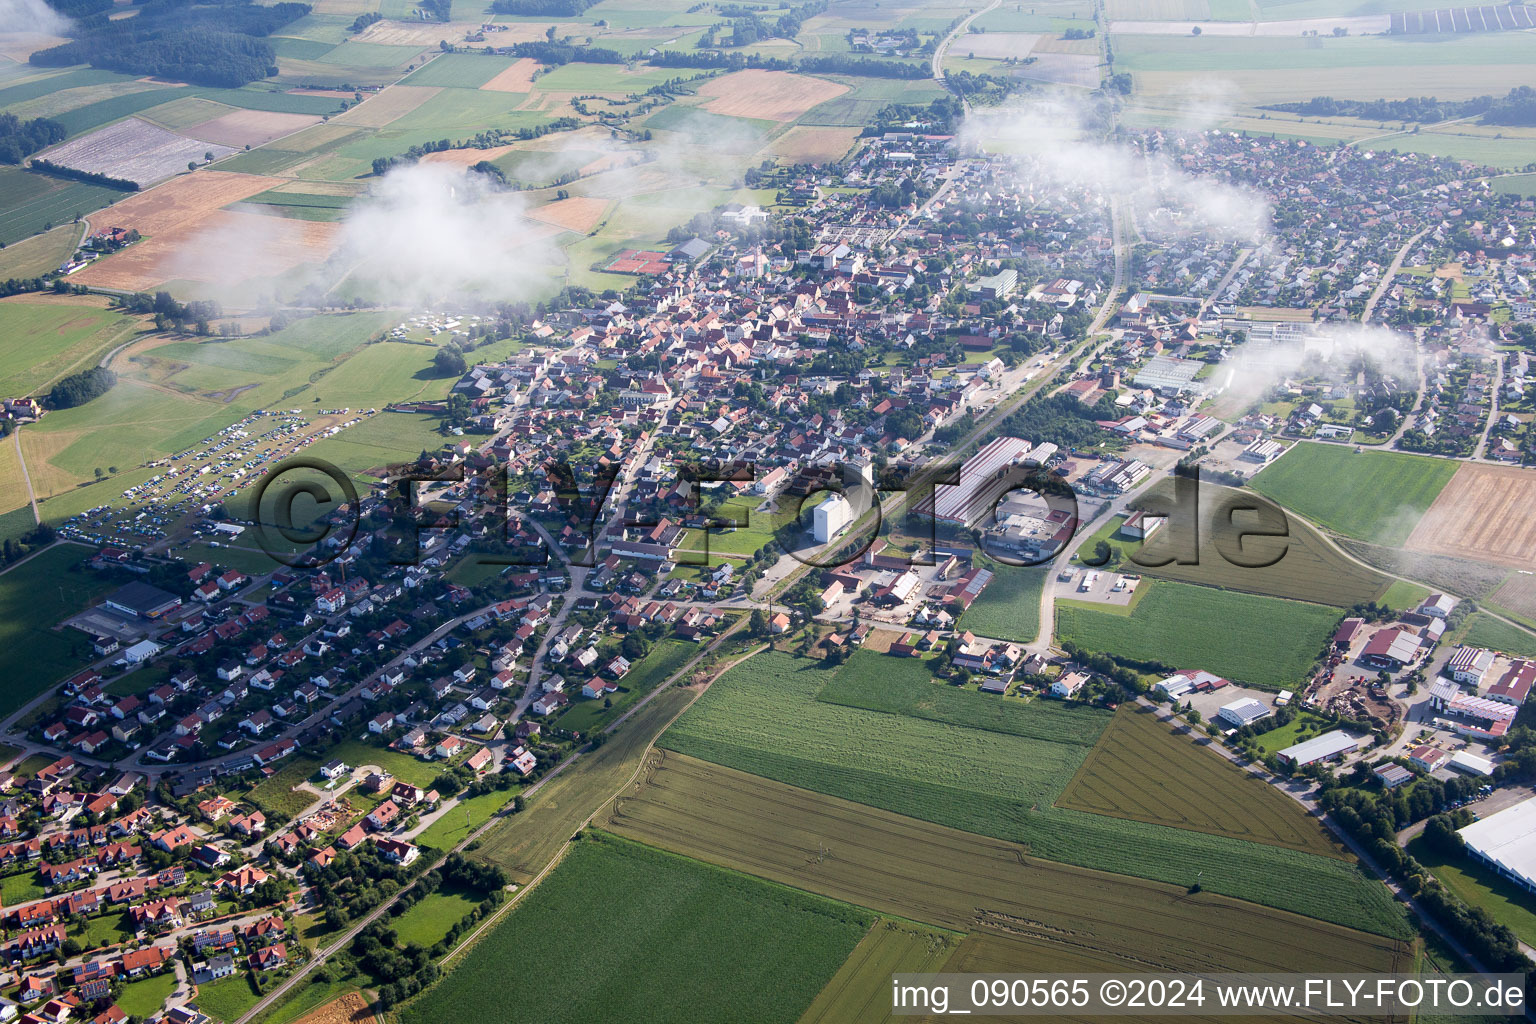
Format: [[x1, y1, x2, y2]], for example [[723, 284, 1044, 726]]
[[812, 494, 853, 544], [1277, 730, 1360, 767], [123, 640, 162, 665], [1459, 796, 1536, 893], [1216, 697, 1271, 729]]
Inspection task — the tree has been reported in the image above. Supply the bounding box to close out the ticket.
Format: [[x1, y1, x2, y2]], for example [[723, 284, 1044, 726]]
[[1191, 24, 1201, 34], [433, 345, 467, 377]]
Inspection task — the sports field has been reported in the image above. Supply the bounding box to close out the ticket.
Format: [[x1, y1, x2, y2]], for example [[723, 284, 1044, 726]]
[[1056, 581, 1336, 688], [1057, 704, 1346, 858], [608, 750, 1412, 945], [659, 651, 1405, 931], [400, 833, 872, 1024], [0, 543, 120, 717], [1250, 442, 1457, 545]]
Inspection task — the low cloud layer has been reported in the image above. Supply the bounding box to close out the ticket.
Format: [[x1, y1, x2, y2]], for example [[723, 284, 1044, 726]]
[[960, 97, 1271, 244], [1217, 323, 1419, 411], [0, 0, 70, 36]]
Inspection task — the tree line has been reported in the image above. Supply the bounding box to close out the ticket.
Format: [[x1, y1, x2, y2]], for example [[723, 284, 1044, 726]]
[[0, 114, 65, 165], [1265, 86, 1536, 127], [48, 367, 117, 409], [28, 159, 139, 191], [31, 0, 311, 88]]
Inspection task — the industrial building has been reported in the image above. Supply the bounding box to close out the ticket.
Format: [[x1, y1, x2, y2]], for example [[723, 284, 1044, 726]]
[[1277, 730, 1361, 767], [1459, 796, 1536, 894], [104, 582, 183, 620], [915, 436, 1057, 528], [811, 494, 853, 544], [1216, 697, 1271, 729]]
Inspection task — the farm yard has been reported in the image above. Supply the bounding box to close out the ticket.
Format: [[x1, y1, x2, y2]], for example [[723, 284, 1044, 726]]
[[39, 119, 236, 187], [1055, 581, 1337, 689], [658, 651, 1405, 931], [1405, 462, 1536, 569], [607, 750, 1412, 945], [1056, 705, 1346, 858], [399, 833, 872, 1024], [1250, 442, 1458, 545]]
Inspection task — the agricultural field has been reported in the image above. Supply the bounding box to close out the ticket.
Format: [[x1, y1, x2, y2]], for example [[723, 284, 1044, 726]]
[[1460, 613, 1536, 659], [761, 125, 861, 164], [470, 685, 697, 883], [0, 295, 146, 399], [1405, 462, 1536, 569], [796, 75, 948, 126], [659, 651, 1404, 932], [797, 920, 961, 1024], [1056, 581, 1337, 688], [695, 70, 848, 123], [818, 649, 1112, 743], [40, 118, 236, 187], [1056, 705, 1346, 858], [0, 544, 121, 717], [401, 833, 872, 1024], [0, 224, 84, 280], [1250, 442, 1458, 545], [1126, 479, 1392, 605], [955, 563, 1045, 643], [607, 750, 1413, 948], [0, 167, 125, 244]]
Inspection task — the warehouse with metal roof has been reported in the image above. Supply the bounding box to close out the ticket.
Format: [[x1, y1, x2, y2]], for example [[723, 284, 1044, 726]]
[[916, 436, 1057, 527], [1459, 796, 1536, 894], [1277, 730, 1361, 767]]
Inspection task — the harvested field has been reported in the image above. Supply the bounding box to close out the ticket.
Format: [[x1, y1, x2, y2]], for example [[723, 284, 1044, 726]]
[[39, 118, 235, 186], [1491, 576, 1536, 628], [605, 751, 1412, 970], [528, 195, 611, 233], [481, 58, 539, 92], [421, 143, 519, 167], [331, 85, 440, 127], [697, 69, 848, 122], [1057, 705, 1347, 859], [139, 96, 236, 130], [1012, 53, 1101, 88], [265, 122, 360, 153], [183, 109, 322, 148], [289, 992, 373, 1024], [955, 31, 1042, 59], [797, 920, 960, 1024], [356, 19, 487, 46], [62, 170, 273, 238], [762, 125, 860, 164], [1405, 462, 1536, 569]]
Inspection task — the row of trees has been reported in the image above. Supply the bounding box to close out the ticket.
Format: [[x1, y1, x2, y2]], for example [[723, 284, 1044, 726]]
[[0, 114, 66, 165], [1267, 85, 1536, 128], [48, 367, 116, 409]]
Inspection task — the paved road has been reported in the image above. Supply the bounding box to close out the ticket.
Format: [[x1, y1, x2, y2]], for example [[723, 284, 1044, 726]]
[[1362, 227, 1429, 325], [931, 0, 1001, 83]]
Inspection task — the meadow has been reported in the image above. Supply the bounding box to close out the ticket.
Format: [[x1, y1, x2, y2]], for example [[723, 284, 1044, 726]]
[[245, 757, 323, 818], [401, 832, 872, 1024], [116, 973, 177, 1017], [954, 562, 1045, 643], [415, 786, 516, 850], [607, 750, 1413, 948], [1250, 442, 1458, 545], [818, 649, 1111, 743], [193, 976, 263, 1024], [1056, 581, 1336, 688], [659, 651, 1405, 933], [0, 297, 144, 407], [0, 544, 121, 717], [389, 884, 482, 947], [1124, 479, 1393, 606], [1056, 704, 1346, 858], [1408, 836, 1536, 948], [0, 225, 84, 280]]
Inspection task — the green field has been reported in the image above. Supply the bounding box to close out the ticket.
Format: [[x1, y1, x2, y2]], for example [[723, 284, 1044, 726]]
[[194, 975, 264, 1024], [1056, 581, 1336, 688], [1057, 705, 1345, 858], [0, 544, 120, 717], [246, 757, 323, 818], [117, 972, 178, 1017], [401, 833, 872, 1024], [416, 786, 514, 850], [1461, 613, 1536, 659], [955, 563, 1045, 643], [1250, 443, 1458, 545], [797, 75, 948, 127], [555, 638, 699, 735], [402, 53, 520, 88], [1126, 480, 1393, 606], [390, 884, 482, 947], [0, 167, 125, 244], [660, 650, 1405, 934], [0, 298, 145, 405], [1, 869, 46, 905], [327, 739, 442, 787], [0, 224, 83, 279], [818, 649, 1111, 742], [1408, 836, 1536, 948]]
